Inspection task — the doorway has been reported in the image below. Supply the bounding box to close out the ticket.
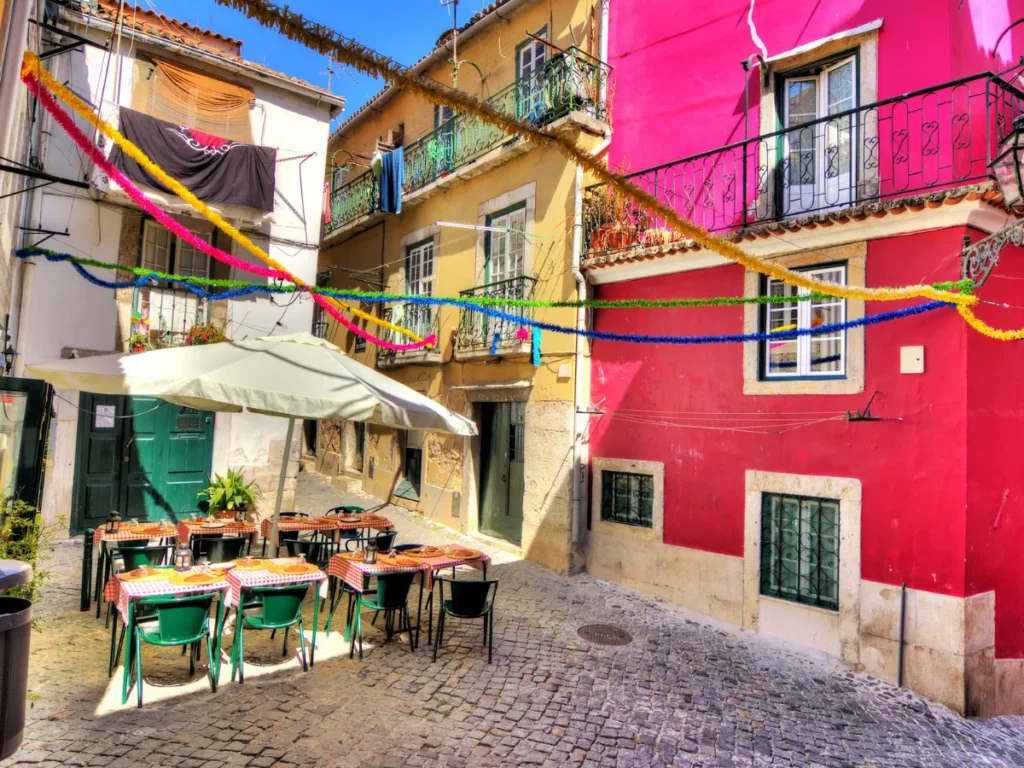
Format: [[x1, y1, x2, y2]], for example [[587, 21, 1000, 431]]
[[71, 395, 214, 533], [478, 402, 525, 546]]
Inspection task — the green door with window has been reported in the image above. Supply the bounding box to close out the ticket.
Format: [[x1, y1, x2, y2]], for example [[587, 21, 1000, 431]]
[[479, 402, 525, 546], [71, 395, 214, 533]]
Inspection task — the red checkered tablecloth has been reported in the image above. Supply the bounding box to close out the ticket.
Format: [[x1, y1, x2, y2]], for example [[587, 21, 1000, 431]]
[[259, 515, 392, 547], [177, 521, 258, 544], [93, 525, 177, 545], [327, 551, 488, 593], [224, 558, 327, 608], [104, 572, 229, 626]]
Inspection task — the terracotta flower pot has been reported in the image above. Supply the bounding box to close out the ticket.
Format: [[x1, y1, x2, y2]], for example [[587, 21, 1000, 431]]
[[132, 344, 146, 353], [607, 230, 628, 250]]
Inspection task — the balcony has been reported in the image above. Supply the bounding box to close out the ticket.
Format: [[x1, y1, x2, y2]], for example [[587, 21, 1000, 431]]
[[325, 47, 611, 240], [583, 73, 1024, 259], [455, 276, 536, 359], [376, 302, 442, 368]]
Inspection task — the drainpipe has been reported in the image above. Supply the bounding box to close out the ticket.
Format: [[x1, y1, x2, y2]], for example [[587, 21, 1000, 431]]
[[0, 0, 32, 160], [570, 0, 612, 559], [9, 0, 45, 375]]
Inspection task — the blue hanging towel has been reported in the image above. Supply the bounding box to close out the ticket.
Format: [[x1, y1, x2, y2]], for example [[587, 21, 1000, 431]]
[[379, 147, 404, 214], [532, 328, 541, 367], [490, 332, 500, 356]]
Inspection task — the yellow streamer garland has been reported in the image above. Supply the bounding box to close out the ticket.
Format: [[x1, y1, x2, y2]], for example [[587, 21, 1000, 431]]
[[21, 52, 426, 346], [212, 0, 978, 311], [957, 305, 1024, 341]]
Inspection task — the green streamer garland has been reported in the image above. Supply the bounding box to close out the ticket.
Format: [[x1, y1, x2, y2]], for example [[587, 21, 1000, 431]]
[[18, 246, 973, 310]]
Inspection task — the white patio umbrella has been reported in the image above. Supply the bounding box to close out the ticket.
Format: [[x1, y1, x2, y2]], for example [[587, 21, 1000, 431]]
[[27, 333, 477, 547]]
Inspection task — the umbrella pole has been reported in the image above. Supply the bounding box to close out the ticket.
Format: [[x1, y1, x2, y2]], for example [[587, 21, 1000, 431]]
[[269, 417, 296, 557]]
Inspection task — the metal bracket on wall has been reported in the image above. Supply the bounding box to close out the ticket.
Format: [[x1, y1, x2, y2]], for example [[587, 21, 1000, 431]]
[[18, 225, 69, 248], [846, 390, 901, 423], [32, 19, 110, 60], [961, 217, 1024, 290]]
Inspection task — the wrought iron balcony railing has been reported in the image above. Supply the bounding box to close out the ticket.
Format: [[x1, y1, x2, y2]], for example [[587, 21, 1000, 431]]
[[376, 302, 441, 367], [325, 47, 611, 237], [456, 276, 537, 352], [584, 73, 1024, 257]]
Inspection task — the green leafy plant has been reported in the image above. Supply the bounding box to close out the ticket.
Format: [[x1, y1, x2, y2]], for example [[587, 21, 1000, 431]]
[[0, 498, 63, 602], [127, 331, 149, 350], [199, 469, 262, 514]]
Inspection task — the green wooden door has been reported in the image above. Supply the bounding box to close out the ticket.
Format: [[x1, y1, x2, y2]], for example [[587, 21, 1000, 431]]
[[479, 402, 524, 546], [72, 395, 214, 532], [72, 394, 126, 533], [0, 377, 53, 508]]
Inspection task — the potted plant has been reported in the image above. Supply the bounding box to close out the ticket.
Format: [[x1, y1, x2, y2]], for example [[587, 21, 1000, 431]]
[[606, 222, 629, 250], [199, 469, 263, 521], [127, 331, 149, 354], [185, 322, 229, 346]]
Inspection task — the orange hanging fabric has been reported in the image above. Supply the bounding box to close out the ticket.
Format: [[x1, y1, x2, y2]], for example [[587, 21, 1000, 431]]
[[132, 57, 254, 143]]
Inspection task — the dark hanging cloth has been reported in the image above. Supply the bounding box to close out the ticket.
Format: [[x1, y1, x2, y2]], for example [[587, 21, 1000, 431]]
[[109, 107, 277, 212], [379, 147, 404, 214]]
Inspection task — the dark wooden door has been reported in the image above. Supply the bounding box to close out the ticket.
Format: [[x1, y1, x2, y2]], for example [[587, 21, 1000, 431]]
[[479, 402, 524, 546], [72, 393, 126, 533], [0, 377, 53, 508]]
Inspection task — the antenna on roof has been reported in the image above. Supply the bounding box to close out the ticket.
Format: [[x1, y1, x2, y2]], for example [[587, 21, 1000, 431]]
[[441, 0, 460, 87]]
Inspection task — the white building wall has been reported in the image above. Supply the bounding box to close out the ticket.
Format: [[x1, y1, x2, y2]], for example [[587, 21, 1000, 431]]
[[14, 33, 334, 527]]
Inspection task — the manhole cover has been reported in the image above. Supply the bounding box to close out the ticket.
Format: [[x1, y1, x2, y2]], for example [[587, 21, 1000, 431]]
[[577, 624, 632, 646]]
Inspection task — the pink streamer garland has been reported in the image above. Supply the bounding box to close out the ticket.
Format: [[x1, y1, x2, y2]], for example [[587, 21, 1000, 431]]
[[25, 72, 434, 352]]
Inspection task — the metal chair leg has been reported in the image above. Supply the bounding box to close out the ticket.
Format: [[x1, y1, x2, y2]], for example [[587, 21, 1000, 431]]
[[488, 609, 493, 664], [282, 626, 289, 657], [298, 620, 308, 672]]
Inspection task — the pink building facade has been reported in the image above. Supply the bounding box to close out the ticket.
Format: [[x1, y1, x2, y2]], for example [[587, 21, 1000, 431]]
[[582, 0, 1024, 715]]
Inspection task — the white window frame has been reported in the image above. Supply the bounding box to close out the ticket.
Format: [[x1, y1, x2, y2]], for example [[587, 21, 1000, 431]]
[[141, 219, 211, 278], [763, 264, 847, 379], [517, 28, 547, 82], [780, 54, 858, 216], [405, 239, 435, 297], [485, 204, 527, 283], [435, 105, 455, 128]]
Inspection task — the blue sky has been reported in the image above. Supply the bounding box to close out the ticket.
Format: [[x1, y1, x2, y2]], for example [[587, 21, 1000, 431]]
[[154, 0, 480, 127]]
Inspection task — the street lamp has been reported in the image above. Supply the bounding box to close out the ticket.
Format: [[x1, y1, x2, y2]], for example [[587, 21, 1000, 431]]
[[991, 115, 1024, 208], [3, 345, 16, 375]]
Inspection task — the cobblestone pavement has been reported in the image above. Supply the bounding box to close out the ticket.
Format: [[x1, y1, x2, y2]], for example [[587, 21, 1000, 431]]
[[6, 472, 1024, 768]]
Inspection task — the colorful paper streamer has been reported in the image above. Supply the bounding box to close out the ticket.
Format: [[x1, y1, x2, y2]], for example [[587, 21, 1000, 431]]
[[21, 53, 433, 351], [20, 247, 950, 346]]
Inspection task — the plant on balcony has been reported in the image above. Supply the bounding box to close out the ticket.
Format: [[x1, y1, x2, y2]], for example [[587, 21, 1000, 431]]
[[127, 331, 149, 354], [185, 322, 229, 346]]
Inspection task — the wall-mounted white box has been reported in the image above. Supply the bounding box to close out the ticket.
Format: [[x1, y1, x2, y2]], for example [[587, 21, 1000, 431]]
[[900, 346, 924, 374]]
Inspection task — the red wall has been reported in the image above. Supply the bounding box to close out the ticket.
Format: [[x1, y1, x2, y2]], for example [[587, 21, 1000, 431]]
[[590, 228, 972, 597], [965, 238, 1024, 657], [608, 0, 1024, 175]]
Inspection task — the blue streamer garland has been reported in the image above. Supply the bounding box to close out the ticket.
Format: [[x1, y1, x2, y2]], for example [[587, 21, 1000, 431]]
[[532, 328, 541, 366], [21, 249, 951, 346]]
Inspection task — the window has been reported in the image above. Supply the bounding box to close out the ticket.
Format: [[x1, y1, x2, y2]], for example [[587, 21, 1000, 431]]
[[485, 204, 527, 283], [403, 239, 435, 339], [600, 470, 654, 528], [141, 220, 211, 278], [517, 28, 548, 121], [434, 105, 454, 128], [761, 264, 846, 379], [779, 54, 857, 217], [759, 493, 840, 610]]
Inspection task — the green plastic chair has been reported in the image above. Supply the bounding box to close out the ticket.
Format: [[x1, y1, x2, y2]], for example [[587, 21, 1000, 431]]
[[433, 577, 499, 664], [351, 571, 416, 660], [108, 564, 175, 677], [118, 544, 173, 570], [131, 592, 218, 708], [231, 583, 311, 683]]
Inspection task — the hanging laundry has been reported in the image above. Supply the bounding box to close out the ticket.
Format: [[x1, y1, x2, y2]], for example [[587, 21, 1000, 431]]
[[379, 147, 404, 214], [371, 149, 383, 179]]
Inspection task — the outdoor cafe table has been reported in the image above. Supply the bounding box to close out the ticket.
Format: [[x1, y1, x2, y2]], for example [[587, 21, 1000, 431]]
[[259, 514, 393, 550], [224, 558, 327, 666], [88, 524, 177, 617], [325, 548, 490, 646], [104, 569, 229, 705]]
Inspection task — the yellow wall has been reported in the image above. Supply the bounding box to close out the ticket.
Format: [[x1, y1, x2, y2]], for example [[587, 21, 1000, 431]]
[[318, 0, 606, 572]]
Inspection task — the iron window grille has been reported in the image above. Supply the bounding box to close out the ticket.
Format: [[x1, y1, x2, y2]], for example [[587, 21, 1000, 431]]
[[759, 263, 847, 380], [759, 492, 840, 610], [600, 470, 654, 528]]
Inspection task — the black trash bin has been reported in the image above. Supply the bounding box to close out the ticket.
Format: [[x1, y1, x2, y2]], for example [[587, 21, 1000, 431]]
[[0, 560, 33, 761]]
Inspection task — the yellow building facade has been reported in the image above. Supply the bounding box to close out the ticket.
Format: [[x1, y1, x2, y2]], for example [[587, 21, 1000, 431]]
[[316, 0, 610, 572]]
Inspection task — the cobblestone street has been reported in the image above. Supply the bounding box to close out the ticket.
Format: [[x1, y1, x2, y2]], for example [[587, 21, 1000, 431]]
[[4, 472, 1024, 768]]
